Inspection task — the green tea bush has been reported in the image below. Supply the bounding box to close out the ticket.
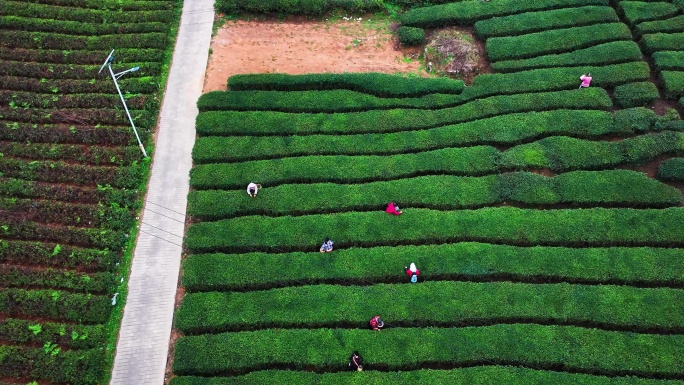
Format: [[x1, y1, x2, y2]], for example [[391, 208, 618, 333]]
[[227, 73, 464, 97], [184, 207, 684, 253], [485, 23, 631, 62], [400, 0, 609, 28], [0, 318, 106, 349], [612, 107, 658, 132], [0, 346, 103, 384], [172, 325, 684, 375], [500, 131, 684, 171], [176, 281, 684, 334], [397, 26, 425, 46], [192, 110, 615, 163], [170, 368, 684, 385], [215, 0, 381, 15], [190, 146, 500, 189], [0, 289, 110, 324], [653, 51, 684, 71], [190, 132, 683, 190], [197, 90, 463, 112], [474, 6, 618, 38], [491, 41, 642, 72], [195, 88, 612, 136], [188, 171, 680, 219], [614, 82, 660, 107], [619, 1, 680, 27], [661, 71, 684, 98], [182, 242, 684, 293], [658, 158, 684, 180], [182, 243, 684, 292], [464, 62, 648, 99], [182, 278, 682, 330], [0, 241, 116, 270], [0, 1, 175, 23], [640, 33, 684, 53], [635, 15, 684, 37]]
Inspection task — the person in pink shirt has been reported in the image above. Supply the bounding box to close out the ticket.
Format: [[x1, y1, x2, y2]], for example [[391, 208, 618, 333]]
[[579, 73, 592, 88], [386, 202, 402, 215]]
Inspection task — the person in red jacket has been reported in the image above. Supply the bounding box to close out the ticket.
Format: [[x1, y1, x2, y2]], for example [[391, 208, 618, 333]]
[[369, 315, 384, 331], [386, 202, 402, 215], [405, 262, 420, 283]]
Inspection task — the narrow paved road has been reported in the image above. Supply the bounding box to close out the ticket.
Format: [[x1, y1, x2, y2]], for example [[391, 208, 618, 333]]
[[110, 0, 214, 383]]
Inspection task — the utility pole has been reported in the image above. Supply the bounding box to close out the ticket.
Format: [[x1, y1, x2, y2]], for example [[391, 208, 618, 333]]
[[99, 49, 148, 157]]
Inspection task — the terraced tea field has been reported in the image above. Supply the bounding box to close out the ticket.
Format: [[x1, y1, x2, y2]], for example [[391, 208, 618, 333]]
[[0, 0, 179, 383], [170, 0, 684, 383]]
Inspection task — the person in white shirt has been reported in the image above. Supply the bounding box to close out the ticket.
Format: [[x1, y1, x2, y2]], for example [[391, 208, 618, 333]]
[[246, 182, 261, 198]]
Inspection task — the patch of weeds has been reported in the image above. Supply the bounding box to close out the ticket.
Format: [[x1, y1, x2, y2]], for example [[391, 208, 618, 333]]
[[423, 28, 484, 80], [212, 13, 236, 36]]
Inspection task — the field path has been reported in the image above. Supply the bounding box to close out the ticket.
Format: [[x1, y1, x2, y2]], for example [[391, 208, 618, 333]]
[[109, 0, 214, 383]]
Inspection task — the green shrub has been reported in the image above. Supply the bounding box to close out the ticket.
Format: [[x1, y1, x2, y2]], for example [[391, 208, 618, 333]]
[[485, 23, 631, 62], [659, 158, 684, 180], [0, 318, 106, 349], [400, 0, 610, 28], [228, 73, 464, 97], [190, 146, 500, 189], [474, 6, 618, 38], [0, 346, 104, 384], [619, 1, 680, 27], [640, 33, 684, 54], [195, 88, 612, 136], [397, 26, 425, 46], [182, 243, 684, 292], [0, 289, 110, 324], [215, 0, 381, 15], [465, 62, 649, 99], [653, 51, 684, 71], [500, 131, 684, 171], [170, 368, 684, 385], [491, 41, 642, 72], [188, 171, 680, 220], [197, 89, 463, 112], [661, 71, 684, 98], [614, 82, 660, 107], [172, 325, 684, 375], [192, 110, 616, 163], [184, 207, 684, 253], [635, 15, 684, 37], [612, 107, 658, 132], [190, 132, 684, 190], [177, 281, 684, 334]]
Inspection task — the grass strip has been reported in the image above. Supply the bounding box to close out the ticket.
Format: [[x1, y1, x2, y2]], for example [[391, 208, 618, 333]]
[[185, 207, 684, 253]]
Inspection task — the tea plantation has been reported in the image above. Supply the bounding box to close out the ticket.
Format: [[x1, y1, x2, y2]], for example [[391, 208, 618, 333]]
[[0, 0, 179, 383], [171, 0, 684, 384]]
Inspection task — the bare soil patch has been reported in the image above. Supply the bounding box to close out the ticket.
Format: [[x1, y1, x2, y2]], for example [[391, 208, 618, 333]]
[[204, 16, 425, 93]]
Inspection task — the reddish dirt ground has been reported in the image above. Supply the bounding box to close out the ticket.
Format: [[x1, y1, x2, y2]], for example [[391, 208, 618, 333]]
[[203, 17, 425, 92]]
